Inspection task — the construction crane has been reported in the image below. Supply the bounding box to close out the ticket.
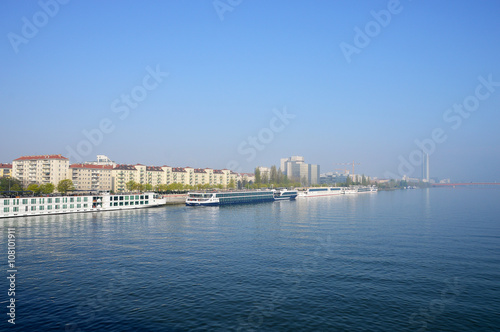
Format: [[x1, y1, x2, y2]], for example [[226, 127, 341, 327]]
[[335, 161, 361, 177], [335, 168, 349, 174]]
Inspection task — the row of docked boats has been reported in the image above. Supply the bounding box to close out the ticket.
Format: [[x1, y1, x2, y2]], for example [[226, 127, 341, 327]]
[[0, 186, 377, 218], [185, 186, 377, 206]]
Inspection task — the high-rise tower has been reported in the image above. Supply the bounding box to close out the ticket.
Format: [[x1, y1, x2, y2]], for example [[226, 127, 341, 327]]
[[422, 151, 430, 182]]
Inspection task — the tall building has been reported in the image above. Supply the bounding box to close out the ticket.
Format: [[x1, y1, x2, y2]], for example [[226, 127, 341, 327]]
[[12, 154, 69, 187], [422, 152, 430, 182], [280, 156, 320, 185]]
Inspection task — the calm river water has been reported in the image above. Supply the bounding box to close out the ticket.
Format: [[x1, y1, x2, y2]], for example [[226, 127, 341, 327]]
[[1, 187, 499, 331]]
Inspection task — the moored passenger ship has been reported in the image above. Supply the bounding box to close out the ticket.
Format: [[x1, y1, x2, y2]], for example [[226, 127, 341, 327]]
[[274, 189, 298, 201], [186, 190, 276, 206], [0, 192, 166, 218], [298, 187, 346, 197]]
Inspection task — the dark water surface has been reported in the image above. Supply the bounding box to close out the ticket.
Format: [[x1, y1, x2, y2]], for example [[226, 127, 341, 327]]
[[1, 188, 499, 331]]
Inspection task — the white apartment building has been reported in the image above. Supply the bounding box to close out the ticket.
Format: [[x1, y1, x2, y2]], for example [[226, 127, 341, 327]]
[[13, 154, 69, 187]]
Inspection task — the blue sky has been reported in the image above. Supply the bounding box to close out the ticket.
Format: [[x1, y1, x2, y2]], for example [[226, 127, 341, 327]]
[[1, 0, 499, 181]]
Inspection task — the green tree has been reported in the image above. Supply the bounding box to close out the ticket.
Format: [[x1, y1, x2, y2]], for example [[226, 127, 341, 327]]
[[39, 183, 55, 194], [0, 177, 23, 191], [126, 180, 137, 191], [228, 179, 236, 189], [27, 183, 40, 193], [301, 176, 308, 187], [346, 175, 352, 186], [254, 168, 261, 184], [144, 183, 153, 191], [57, 179, 74, 194], [270, 165, 277, 184]]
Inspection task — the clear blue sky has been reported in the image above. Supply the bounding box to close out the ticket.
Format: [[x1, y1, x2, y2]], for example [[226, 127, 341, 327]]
[[1, 0, 499, 181]]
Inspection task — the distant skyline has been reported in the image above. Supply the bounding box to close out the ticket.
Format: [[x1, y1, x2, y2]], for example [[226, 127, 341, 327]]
[[2, 1, 499, 182]]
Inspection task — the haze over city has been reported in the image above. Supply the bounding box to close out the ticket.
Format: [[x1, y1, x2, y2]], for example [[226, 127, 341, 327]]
[[2, 0, 499, 182]]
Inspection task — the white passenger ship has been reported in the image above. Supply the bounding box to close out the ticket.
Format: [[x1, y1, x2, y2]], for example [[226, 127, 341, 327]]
[[274, 189, 298, 201], [0, 192, 166, 218], [298, 186, 378, 197], [298, 187, 346, 197]]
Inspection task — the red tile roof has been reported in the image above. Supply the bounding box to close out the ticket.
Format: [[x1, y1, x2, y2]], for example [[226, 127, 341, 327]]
[[0, 163, 12, 168], [14, 154, 68, 161]]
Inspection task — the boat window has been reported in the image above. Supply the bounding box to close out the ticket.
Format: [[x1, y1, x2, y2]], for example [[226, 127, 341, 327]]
[[3, 200, 9, 205]]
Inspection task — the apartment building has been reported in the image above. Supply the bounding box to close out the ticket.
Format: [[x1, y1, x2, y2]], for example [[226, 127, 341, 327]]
[[0, 163, 12, 178], [12, 154, 69, 187], [69, 164, 113, 192]]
